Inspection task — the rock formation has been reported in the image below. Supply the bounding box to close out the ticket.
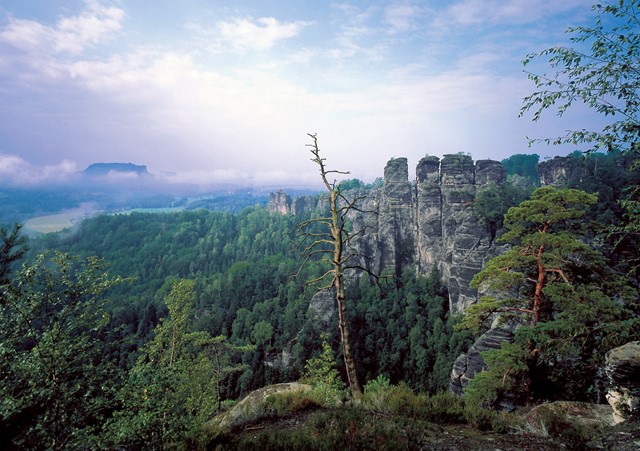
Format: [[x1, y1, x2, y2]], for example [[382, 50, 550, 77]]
[[537, 155, 586, 186], [606, 341, 640, 423], [205, 382, 311, 434], [269, 153, 506, 314], [449, 322, 517, 402], [267, 191, 291, 215]]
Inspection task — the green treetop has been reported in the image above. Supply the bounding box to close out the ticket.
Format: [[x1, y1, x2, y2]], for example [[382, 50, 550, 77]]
[[461, 187, 639, 405], [463, 186, 600, 330]]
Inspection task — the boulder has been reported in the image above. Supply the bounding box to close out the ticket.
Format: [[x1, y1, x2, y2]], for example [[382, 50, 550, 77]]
[[605, 341, 640, 423], [205, 382, 311, 434], [449, 323, 517, 400], [521, 401, 615, 438]]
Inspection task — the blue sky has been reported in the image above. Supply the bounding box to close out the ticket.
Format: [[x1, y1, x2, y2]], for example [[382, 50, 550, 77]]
[[0, 0, 601, 188]]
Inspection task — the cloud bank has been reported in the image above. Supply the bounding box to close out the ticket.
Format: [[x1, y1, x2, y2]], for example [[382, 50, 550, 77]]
[[0, 0, 600, 189]]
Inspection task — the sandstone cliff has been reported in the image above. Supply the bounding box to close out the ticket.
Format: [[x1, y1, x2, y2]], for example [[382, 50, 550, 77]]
[[268, 153, 506, 314]]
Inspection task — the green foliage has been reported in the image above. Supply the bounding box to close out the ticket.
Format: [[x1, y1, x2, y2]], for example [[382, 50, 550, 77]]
[[521, 0, 640, 154], [463, 342, 531, 409], [365, 373, 391, 392], [462, 186, 640, 404], [337, 178, 364, 191], [462, 402, 517, 433], [525, 405, 597, 447], [349, 267, 474, 394], [251, 320, 274, 346], [362, 380, 468, 425], [362, 374, 392, 411], [473, 181, 534, 238], [360, 379, 513, 432], [301, 334, 347, 406], [0, 251, 125, 450], [263, 390, 320, 415], [464, 186, 600, 331], [0, 223, 27, 286], [501, 154, 540, 181], [219, 407, 430, 450], [27, 197, 471, 400], [107, 279, 250, 449]]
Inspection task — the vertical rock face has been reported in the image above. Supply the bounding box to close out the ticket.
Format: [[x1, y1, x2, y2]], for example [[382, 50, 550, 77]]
[[433, 155, 505, 313], [475, 160, 506, 186], [416, 156, 442, 275], [268, 190, 291, 214], [377, 158, 414, 278], [269, 154, 506, 314], [537, 155, 586, 186], [267, 191, 317, 215], [440, 155, 480, 313]]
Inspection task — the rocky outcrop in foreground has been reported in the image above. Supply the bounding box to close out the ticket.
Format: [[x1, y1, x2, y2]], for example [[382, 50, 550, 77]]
[[205, 382, 311, 434], [606, 341, 640, 423]]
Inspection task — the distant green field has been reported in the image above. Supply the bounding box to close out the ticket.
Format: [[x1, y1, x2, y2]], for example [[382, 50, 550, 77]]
[[24, 207, 185, 235], [24, 203, 100, 234], [121, 207, 184, 214], [25, 212, 86, 234]]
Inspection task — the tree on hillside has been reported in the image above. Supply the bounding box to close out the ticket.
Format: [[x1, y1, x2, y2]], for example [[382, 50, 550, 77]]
[[500, 154, 540, 181], [0, 223, 27, 287], [463, 187, 599, 329], [461, 187, 639, 405], [108, 279, 251, 448], [0, 251, 125, 450], [520, 0, 640, 154], [520, 0, 640, 297], [294, 133, 374, 397]]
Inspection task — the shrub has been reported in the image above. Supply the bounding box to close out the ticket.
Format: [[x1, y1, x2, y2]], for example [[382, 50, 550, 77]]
[[362, 374, 392, 411], [264, 391, 320, 415], [363, 380, 467, 425], [422, 391, 466, 424], [300, 334, 347, 406]]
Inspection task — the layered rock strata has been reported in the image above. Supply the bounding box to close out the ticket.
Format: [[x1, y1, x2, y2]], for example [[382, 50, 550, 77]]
[[269, 154, 505, 314]]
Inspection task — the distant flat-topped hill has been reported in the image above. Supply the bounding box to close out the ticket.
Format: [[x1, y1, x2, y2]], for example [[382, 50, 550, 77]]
[[83, 162, 149, 176]]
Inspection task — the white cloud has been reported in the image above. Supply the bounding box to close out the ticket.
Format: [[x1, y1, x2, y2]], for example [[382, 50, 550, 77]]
[[384, 3, 426, 34], [0, 0, 124, 55], [0, 0, 592, 187], [0, 153, 78, 185], [440, 0, 589, 27], [215, 16, 311, 51], [158, 169, 249, 186], [0, 153, 29, 175]]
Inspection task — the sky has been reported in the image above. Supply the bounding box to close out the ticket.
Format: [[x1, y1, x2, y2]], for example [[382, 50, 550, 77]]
[[0, 0, 606, 189]]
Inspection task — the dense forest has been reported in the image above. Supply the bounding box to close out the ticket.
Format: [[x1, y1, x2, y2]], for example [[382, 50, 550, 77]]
[[1, 149, 639, 448]]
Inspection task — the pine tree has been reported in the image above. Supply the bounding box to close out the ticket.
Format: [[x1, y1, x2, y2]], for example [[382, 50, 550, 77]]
[[461, 187, 639, 405]]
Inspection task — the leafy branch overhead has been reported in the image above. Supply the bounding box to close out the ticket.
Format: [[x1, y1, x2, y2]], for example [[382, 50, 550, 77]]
[[520, 0, 640, 154]]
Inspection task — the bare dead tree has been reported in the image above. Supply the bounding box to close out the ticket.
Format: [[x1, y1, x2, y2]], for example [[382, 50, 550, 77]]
[[293, 133, 378, 397]]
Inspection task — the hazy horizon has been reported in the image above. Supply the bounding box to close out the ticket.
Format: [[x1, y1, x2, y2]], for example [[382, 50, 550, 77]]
[[0, 0, 608, 189]]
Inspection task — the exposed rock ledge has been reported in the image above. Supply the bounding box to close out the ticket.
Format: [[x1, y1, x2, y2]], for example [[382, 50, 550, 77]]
[[205, 382, 311, 435]]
